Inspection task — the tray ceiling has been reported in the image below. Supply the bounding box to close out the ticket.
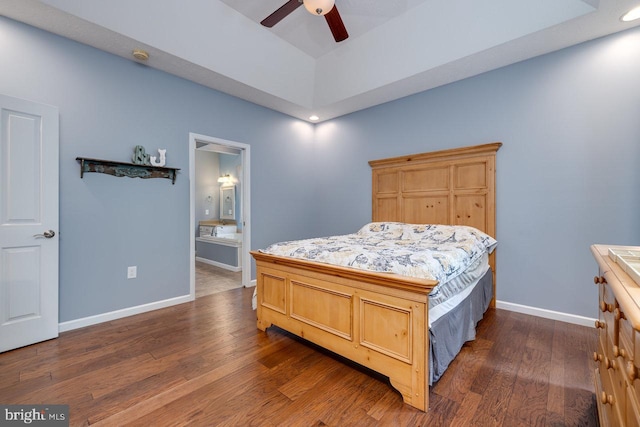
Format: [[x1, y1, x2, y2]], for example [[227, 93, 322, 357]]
[[2, 0, 640, 122]]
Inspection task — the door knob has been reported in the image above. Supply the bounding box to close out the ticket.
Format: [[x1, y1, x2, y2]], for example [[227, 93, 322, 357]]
[[34, 230, 56, 239]]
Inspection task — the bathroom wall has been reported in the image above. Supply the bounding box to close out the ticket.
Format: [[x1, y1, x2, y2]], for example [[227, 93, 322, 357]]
[[194, 149, 220, 233]]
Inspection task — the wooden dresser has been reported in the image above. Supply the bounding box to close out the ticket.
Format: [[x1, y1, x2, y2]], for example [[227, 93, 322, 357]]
[[592, 244, 640, 427]]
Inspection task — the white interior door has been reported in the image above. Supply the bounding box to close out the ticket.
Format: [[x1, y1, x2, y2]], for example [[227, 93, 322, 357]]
[[0, 94, 59, 353]]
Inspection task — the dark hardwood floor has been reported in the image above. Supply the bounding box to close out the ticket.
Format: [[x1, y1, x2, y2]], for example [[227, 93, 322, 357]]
[[0, 287, 598, 426]]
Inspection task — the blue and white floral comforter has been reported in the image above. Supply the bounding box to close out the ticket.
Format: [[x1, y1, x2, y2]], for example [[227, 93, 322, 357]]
[[260, 222, 497, 285]]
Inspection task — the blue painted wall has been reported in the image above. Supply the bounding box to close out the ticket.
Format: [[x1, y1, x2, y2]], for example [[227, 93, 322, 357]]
[[1, 16, 638, 322], [312, 28, 640, 317], [0, 17, 318, 322]]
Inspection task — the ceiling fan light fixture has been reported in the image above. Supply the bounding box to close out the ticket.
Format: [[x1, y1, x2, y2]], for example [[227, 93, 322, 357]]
[[261, 0, 347, 42], [303, 0, 335, 16]]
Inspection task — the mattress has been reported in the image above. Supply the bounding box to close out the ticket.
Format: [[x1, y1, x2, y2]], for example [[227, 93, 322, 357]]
[[256, 223, 497, 316], [260, 222, 497, 285], [428, 252, 490, 326]]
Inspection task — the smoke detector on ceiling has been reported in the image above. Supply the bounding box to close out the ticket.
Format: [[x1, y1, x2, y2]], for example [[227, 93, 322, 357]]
[[132, 49, 149, 61]]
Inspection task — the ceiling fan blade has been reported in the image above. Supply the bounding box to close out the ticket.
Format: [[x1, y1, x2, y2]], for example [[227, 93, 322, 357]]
[[261, 0, 302, 28], [325, 5, 348, 42]]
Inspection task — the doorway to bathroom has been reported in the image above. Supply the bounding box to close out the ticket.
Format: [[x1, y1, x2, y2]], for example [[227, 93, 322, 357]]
[[189, 133, 251, 299]]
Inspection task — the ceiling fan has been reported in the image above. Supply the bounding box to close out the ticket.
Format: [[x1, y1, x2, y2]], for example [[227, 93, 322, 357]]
[[261, 0, 349, 42]]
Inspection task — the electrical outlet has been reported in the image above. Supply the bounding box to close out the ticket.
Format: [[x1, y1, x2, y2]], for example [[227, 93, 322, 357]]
[[205, 209, 209, 215], [127, 266, 137, 279]]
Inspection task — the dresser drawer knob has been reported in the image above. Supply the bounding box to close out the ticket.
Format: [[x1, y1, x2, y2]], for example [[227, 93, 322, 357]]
[[628, 361, 638, 382], [600, 301, 614, 313], [601, 391, 615, 405], [614, 346, 627, 359], [595, 320, 605, 329], [605, 356, 617, 370], [594, 276, 607, 284]]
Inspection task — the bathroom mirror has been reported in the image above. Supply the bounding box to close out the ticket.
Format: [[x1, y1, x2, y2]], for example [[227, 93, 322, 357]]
[[220, 186, 235, 220]]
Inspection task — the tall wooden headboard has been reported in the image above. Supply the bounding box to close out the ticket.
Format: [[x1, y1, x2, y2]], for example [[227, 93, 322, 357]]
[[369, 142, 502, 304]]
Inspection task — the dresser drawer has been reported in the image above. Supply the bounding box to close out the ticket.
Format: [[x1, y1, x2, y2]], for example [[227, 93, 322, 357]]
[[628, 388, 640, 427], [601, 355, 625, 426], [596, 368, 613, 427], [596, 282, 605, 345], [619, 314, 635, 381], [634, 328, 640, 376], [632, 330, 640, 407], [609, 356, 627, 416], [620, 317, 634, 355], [602, 283, 618, 350]]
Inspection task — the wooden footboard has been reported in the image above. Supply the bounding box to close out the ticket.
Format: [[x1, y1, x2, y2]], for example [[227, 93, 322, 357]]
[[252, 251, 438, 412]]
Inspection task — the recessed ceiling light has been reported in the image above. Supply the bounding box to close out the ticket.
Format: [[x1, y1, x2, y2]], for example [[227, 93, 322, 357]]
[[309, 115, 319, 121], [621, 6, 640, 22]]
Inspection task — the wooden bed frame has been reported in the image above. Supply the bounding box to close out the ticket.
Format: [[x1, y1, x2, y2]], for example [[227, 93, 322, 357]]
[[251, 142, 501, 411]]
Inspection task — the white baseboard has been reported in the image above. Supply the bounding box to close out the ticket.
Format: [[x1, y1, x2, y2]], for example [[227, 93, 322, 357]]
[[59, 293, 592, 333], [196, 256, 241, 272], [496, 300, 595, 328], [58, 294, 194, 332]]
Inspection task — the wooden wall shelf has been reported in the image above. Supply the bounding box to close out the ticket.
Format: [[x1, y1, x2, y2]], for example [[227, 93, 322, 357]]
[[76, 157, 180, 184]]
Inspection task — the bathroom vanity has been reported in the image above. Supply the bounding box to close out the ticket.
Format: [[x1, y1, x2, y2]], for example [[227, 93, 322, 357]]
[[196, 220, 242, 271]]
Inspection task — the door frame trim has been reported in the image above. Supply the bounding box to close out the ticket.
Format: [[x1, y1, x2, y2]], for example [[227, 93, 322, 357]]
[[188, 132, 251, 298]]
